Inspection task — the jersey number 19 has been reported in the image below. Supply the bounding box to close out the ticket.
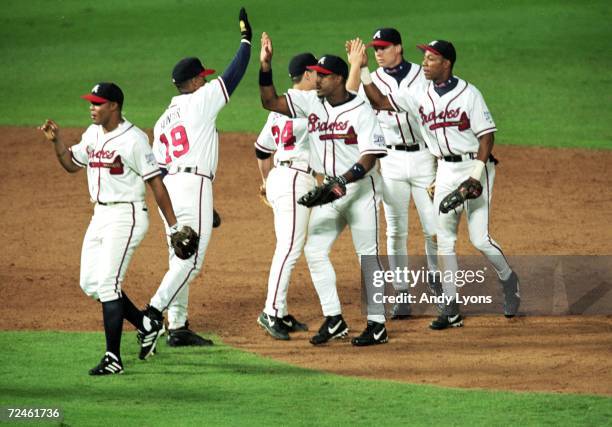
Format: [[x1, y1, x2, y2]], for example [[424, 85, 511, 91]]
[[160, 125, 190, 163]]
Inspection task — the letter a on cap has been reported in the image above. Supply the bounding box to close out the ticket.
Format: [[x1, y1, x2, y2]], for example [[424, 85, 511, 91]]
[[92, 84, 100, 93], [373, 30, 382, 39]]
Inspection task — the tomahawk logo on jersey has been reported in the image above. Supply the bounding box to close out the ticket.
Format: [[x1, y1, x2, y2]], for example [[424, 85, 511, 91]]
[[284, 89, 386, 176], [388, 78, 496, 157], [70, 120, 160, 203]]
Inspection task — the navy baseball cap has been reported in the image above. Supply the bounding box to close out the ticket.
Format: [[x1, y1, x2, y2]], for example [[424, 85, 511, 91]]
[[306, 55, 348, 79], [417, 40, 456, 65], [81, 82, 124, 105], [367, 28, 402, 48], [288, 53, 318, 78], [172, 57, 216, 84]]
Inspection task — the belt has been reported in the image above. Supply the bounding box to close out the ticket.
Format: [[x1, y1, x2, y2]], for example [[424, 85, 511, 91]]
[[167, 165, 214, 180], [440, 153, 499, 164], [386, 144, 420, 152], [95, 201, 139, 206], [277, 160, 316, 177]]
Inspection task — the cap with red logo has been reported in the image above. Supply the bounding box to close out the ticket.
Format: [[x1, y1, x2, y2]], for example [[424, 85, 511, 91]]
[[81, 82, 124, 105], [172, 57, 216, 84], [366, 28, 402, 48], [306, 55, 348, 79], [417, 40, 456, 65]]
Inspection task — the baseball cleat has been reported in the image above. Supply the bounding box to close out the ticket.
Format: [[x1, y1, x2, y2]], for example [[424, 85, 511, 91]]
[[257, 312, 290, 340], [351, 321, 389, 346], [167, 321, 214, 346], [390, 292, 412, 320], [429, 314, 464, 330], [501, 271, 521, 318], [281, 314, 309, 332], [89, 352, 124, 376], [309, 315, 349, 345], [138, 305, 165, 360]]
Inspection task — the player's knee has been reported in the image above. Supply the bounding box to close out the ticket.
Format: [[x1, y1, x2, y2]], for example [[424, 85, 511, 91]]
[[436, 237, 456, 255], [470, 235, 490, 252]]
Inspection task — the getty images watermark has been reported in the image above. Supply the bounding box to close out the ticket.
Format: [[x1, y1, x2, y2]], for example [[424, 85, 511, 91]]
[[360, 255, 612, 316]]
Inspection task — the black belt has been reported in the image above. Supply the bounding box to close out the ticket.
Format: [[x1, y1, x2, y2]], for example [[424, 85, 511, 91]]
[[387, 144, 420, 152], [97, 201, 132, 206], [441, 153, 498, 164], [169, 166, 214, 180], [278, 161, 316, 176]]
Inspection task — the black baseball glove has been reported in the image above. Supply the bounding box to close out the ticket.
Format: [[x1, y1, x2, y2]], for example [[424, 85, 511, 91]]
[[239, 7, 252, 42], [439, 177, 483, 214], [298, 177, 347, 208], [170, 225, 200, 259]]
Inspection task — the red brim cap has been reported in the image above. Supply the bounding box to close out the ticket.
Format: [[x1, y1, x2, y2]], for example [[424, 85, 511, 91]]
[[306, 65, 333, 75], [417, 44, 443, 57], [81, 94, 109, 103], [199, 69, 216, 77], [367, 40, 394, 48]]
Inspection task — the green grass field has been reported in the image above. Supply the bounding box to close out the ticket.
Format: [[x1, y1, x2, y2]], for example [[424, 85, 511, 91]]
[[1, 0, 610, 148], [0, 332, 610, 426]]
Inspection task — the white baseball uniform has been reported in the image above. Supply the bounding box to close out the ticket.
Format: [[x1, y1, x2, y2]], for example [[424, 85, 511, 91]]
[[388, 77, 513, 309], [359, 64, 438, 291], [69, 119, 160, 303], [285, 89, 388, 323], [255, 112, 316, 319], [149, 77, 229, 329]]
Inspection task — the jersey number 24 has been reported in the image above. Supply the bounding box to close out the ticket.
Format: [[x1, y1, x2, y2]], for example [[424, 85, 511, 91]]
[[160, 125, 190, 162], [271, 121, 296, 150]]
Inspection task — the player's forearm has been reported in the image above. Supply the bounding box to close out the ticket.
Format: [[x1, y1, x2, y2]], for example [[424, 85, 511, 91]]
[[220, 40, 252, 97], [257, 157, 273, 182], [362, 79, 393, 111], [52, 139, 80, 173], [346, 62, 362, 94], [147, 176, 177, 227], [341, 154, 376, 183], [470, 132, 495, 180]]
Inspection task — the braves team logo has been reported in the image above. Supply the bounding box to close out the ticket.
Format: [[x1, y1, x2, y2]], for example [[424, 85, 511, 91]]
[[87, 148, 124, 174], [307, 114, 357, 145], [419, 107, 471, 132]]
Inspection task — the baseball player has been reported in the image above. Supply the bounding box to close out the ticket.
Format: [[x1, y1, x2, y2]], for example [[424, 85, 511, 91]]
[[39, 82, 182, 375], [259, 32, 390, 346], [141, 8, 252, 351], [255, 53, 318, 340], [349, 38, 521, 329], [348, 29, 440, 319]]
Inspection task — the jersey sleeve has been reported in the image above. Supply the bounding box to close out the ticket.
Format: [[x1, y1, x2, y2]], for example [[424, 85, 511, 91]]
[[284, 89, 317, 119], [254, 112, 277, 153], [192, 77, 229, 119], [356, 104, 387, 157], [68, 127, 92, 168], [387, 85, 417, 114], [469, 86, 497, 138], [151, 126, 167, 168], [128, 131, 162, 181]]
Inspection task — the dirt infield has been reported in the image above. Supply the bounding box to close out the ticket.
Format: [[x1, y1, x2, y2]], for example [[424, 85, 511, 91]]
[[1, 127, 611, 395]]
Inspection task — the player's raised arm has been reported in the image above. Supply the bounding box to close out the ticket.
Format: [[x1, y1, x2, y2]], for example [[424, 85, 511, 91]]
[[219, 7, 252, 97], [259, 32, 291, 116], [39, 119, 81, 173], [347, 39, 394, 111]]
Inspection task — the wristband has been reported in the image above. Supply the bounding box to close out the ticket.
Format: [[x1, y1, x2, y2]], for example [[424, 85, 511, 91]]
[[360, 67, 372, 85], [470, 160, 485, 180], [259, 68, 273, 86]]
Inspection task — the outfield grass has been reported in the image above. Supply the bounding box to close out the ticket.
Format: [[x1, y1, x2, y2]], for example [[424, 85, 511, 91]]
[[0, 332, 610, 426], [1, 0, 610, 148]]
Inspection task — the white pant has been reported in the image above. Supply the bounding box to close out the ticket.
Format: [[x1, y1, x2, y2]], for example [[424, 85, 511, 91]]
[[150, 173, 213, 330], [434, 159, 512, 302], [263, 166, 317, 318], [380, 149, 438, 290], [80, 202, 149, 303], [304, 172, 385, 323]]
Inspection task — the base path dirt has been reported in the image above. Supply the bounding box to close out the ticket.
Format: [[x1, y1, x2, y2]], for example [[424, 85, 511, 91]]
[[1, 127, 610, 395]]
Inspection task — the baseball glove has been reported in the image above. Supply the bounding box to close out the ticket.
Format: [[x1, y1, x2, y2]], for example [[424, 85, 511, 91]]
[[259, 185, 272, 208], [298, 176, 347, 207], [439, 178, 483, 214], [170, 225, 200, 260]]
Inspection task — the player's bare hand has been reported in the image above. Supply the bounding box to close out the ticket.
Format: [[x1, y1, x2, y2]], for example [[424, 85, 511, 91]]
[[260, 32, 273, 68], [39, 119, 59, 143], [348, 38, 367, 67]]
